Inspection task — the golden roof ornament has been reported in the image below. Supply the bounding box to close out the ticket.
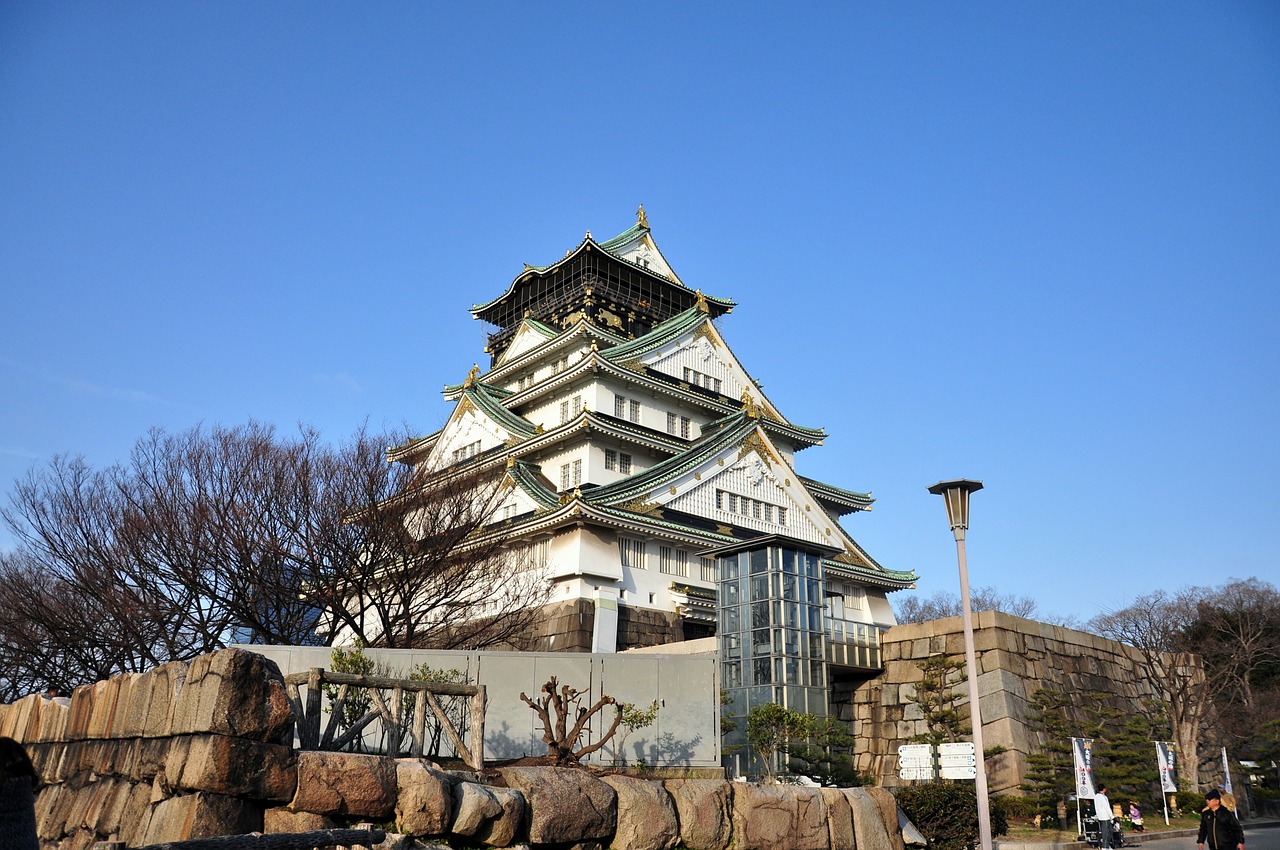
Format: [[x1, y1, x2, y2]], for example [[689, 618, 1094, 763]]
[[507, 457, 516, 469], [695, 289, 709, 313], [464, 363, 480, 388], [636, 204, 649, 229], [742, 389, 760, 419]]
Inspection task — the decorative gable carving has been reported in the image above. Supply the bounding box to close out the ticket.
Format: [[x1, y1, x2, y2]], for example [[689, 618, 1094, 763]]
[[425, 406, 508, 470], [497, 321, 556, 366]]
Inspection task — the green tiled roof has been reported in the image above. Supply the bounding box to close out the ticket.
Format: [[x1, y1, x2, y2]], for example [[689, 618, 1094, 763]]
[[800, 477, 874, 507], [599, 305, 709, 362], [584, 411, 760, 505], [465, 381, 537, 438]]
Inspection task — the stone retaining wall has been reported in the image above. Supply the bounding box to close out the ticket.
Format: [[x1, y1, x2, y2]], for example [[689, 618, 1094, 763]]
[[845, 611, 1177, 794], [2, 648, 906, 850]]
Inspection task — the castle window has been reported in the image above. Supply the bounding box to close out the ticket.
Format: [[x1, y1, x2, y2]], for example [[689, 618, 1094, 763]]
[[683, 367, 722, 394], [560, 394, 582, 424], [619, 537, 646, 569], [716, 489, 788, 526], [604, 449, 632, 473], [452, 441, 482, 463], [659, 546, 688, 577], [615, 394, 640, 423], [559, 460, 582, 490]]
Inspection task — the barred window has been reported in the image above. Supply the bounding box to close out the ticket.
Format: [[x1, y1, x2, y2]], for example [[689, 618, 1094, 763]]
[[559, 461, 582, 490], [604, 449, 632, 473], [716, 489, 788, 526], [452, 440, 482, 463], [683, 367, 722, 393], [620, 537, 646, 569], [659, 546, 689, 577], [615, 395, 640, 423]]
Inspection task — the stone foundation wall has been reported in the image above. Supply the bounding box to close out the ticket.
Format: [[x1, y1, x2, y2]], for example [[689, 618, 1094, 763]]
[[2, 648, 906, 850], [0, 648, 295, 847], [845, 611, 1173, 794], [617, 605, 682, 650], [530, 597, 595, 652]]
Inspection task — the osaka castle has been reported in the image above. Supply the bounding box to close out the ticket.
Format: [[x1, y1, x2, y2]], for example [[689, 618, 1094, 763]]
[[389, 208, 915, 746]]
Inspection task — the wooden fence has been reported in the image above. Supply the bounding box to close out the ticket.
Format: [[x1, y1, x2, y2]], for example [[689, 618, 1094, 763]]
[[282, 668, 486, 769]]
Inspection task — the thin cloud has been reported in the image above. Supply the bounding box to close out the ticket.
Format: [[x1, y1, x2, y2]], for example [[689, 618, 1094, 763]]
[[312, 370, 363, 394], [65, 378, 167, 405]]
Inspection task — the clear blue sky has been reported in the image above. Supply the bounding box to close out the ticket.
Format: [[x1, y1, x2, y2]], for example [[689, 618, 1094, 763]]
[[2, 3, 1277, 624]]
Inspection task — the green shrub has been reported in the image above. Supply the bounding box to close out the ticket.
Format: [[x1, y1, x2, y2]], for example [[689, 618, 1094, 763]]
[[895, 783, 1009, 850], [997, 795, 1041, 820], [1176, 790, 1206, 813]]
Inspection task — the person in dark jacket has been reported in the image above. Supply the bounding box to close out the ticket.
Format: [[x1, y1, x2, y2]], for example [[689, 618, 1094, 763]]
[[0, 736, 39, 850], [1198, 789, 1245, 850]]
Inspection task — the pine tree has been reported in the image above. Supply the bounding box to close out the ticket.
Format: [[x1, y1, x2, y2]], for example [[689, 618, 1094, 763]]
[[1021, 689, 1077, 825], [910, 656, 969, 744]]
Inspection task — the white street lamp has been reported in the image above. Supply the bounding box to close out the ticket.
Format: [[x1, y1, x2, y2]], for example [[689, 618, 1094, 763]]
[[927, 479, 991, 850]]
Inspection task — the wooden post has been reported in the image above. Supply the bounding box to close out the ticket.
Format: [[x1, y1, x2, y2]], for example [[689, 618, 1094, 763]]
[[305, 668, 323, 750], [470, 685, 487, 770], [412, 687, 427, 758], [390, 686, 404, 759]]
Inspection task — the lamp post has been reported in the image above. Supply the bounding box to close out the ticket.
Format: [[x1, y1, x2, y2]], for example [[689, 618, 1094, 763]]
[[927, 479, 991, 850]]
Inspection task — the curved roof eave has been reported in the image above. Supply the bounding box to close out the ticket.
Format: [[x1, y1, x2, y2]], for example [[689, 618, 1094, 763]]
[[469, 229, 734, 323]]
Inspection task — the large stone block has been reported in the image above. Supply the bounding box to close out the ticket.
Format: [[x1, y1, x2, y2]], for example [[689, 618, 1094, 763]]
[[169, 648, 292, 741], [664, 779, 732, 850], [602, 774, 679, 850], [863, 787, 905, 850], [844, 788, 894, 850], [394, 758, 453, 837], [451, 780, 504, 837], [131, 661, 190, 738], [730, 783, 829, 850], [497, 766, 616, 844], [289, 751, 396, 818], [473, 784, 525, 847], [264, 807, 338, 832], [819, 788, 854, 850], [133, 791, 262, 844], [167, 734, 296, 801]]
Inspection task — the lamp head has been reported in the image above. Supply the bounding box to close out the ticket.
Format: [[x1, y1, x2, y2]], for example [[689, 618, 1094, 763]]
[[927, 479, 984, 532]]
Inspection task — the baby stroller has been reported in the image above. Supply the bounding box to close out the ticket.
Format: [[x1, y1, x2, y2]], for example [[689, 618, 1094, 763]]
[[1084, 817, 1126, 848]]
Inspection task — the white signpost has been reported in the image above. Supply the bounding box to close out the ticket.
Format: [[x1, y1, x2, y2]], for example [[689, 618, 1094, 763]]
[[898, 744, 938, 782], [939, 741, 978, 780]]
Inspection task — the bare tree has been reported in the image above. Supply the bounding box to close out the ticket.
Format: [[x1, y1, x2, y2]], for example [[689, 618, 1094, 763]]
[[520, 676, 623, 765], [1089, 590, 1208, 789], [0, 421, 550, 701], [894, 585, 1041, 624]]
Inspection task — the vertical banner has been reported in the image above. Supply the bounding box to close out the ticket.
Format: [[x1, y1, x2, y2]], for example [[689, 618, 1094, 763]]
[[1156, 742, 1178, 793], [1073, 738, 1096, 798], [1222, 748, 1233, 795]]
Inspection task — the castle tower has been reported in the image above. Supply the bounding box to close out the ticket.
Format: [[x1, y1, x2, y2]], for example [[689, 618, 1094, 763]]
[[388, 211, 917, 766]]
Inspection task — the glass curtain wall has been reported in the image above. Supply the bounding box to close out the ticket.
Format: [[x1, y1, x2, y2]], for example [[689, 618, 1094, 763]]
[[717, 540, 830, 778]]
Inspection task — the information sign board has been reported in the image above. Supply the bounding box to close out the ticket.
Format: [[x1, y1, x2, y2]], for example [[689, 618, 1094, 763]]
[[938, 742, 978, 779]]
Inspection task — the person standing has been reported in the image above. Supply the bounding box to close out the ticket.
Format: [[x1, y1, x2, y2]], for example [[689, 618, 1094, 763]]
[[1094, 785, 1116, 849], [1199, 789, 1245, 850], [0, 737, 39, 850], [1129, 801, 1144, 833]]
